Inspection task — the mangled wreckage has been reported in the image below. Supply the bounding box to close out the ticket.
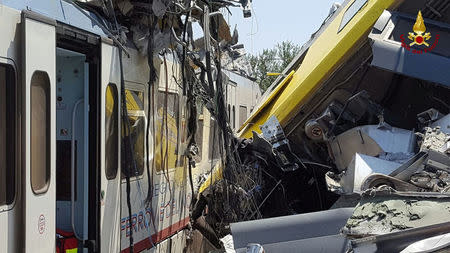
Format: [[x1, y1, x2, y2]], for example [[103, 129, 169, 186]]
[[192, 0, 450, 252], [0, 0, 262, 252]]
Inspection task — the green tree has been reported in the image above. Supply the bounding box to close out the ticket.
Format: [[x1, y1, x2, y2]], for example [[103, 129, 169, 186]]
[[248, 41, 301, 92]]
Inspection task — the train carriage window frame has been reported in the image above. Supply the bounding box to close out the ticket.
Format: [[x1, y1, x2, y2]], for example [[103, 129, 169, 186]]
[[0, 62, 17, 210], [105, 83, 119, 180], [338, 0, 368, 33], [239, 105, 248, 128], [30, 71, 51, 194], [154, 90, 181, 174], [121, 83, 146, 180]]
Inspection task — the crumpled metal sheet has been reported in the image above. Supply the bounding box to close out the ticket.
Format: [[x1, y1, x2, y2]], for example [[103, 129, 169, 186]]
[[329, 125, 415, 171], [326, 153, 402, 194]]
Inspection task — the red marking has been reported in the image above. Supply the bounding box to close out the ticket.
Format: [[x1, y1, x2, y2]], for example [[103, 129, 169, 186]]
[[121, 217, 190, 253], [416, 35, 424, 44]]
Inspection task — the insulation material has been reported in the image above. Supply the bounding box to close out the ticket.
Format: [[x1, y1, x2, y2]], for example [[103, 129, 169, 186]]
[[326, 153, 401, 194], [330, 125, 415, 171]]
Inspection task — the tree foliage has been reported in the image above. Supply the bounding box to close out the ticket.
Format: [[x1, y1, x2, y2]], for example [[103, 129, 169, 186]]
[[247, 41, 301, 92]]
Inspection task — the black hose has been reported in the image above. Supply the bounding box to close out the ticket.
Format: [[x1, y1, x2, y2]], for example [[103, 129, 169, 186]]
[[145, 14, 157, 206], [181, 1, 191, 96], [188, 158, 196, 205], [119, 48, 134, 252]]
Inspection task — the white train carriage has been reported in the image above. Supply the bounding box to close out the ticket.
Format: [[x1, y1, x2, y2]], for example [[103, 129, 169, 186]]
[[0, 1, 260, 252]]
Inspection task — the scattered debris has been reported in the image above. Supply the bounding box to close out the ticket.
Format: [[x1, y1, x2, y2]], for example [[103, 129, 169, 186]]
[[343, 190, 450, 236]]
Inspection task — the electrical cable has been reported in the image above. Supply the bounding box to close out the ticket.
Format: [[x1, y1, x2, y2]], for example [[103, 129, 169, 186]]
[[119, 48, 134, 252], [181, 0, 192, 96], [161, 55, 173, 208], [145, 13, 157, 207]]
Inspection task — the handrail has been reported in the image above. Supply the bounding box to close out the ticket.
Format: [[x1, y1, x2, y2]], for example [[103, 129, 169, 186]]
[[71, 98, 84, 241]]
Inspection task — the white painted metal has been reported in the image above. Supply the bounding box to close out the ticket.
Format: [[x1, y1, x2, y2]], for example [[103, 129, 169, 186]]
[[0, 6, 21, 253], [118, 49, 192, 253], [100, 42, 122, 252], [23, 17, 56, 252], [71, 98, 84, 240]]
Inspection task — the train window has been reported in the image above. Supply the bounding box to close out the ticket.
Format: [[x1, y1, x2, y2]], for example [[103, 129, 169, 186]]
[[239, 106, 248, 128], [31, 71, 51, 194], [338, 0, 368, 32], [0, 64, 15, 206], [105, 84, 119, 180], [227, 104, 230, 123], [155, 91, 179, 172], [122, 89, 145, 177]]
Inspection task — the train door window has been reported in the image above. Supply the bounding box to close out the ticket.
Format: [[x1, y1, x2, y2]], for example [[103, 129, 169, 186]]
[[30, 71, 51, 194], [155, 91, 179, 172], [0, 64, 15, 206], [122, 88, 145, 177], [227, 104, 230, 122], [105, 84, 119, 180], [338, 0, 368, 32], [239, 106, 247, 127]]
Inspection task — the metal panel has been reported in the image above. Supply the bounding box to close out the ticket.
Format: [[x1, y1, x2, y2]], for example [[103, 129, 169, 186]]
[[100, 42, 121, 252], [369, 11, 450, 87], [235, 235, 348, 253], [23, 14, 56, 253], [336, 153, 402, 194], [0, 6, 21, 253], [231, 208, 354, 250], [3, 0, 106, 37], [371, 39, 450, 87]]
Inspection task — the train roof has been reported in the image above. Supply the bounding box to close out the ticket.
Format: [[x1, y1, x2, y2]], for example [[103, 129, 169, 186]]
[[3, 0, 107, 37]]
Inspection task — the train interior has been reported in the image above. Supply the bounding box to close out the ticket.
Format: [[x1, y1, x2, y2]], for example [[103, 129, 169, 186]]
[[55, 47, 90, 246]]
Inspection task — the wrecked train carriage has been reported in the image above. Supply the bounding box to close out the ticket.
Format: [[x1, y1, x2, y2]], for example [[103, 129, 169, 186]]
[[197, 0, 450, 252], [0, 0, 258, 252]]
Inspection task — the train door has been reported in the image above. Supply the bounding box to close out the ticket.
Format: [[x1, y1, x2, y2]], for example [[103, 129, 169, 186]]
[[100, 41, 121, 252], [55, 47, 90, 250], [22, 13, 56, 252]]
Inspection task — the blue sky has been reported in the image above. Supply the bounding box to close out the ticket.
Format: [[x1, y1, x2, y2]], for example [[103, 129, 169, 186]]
[[227, 1, 343, 55]]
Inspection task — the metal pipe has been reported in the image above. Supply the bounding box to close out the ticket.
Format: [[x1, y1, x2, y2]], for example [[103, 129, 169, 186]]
[[71, 98, 84, 241]]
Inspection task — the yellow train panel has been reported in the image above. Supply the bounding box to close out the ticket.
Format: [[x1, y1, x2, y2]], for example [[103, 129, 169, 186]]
[[239, 0, 403, 138]]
